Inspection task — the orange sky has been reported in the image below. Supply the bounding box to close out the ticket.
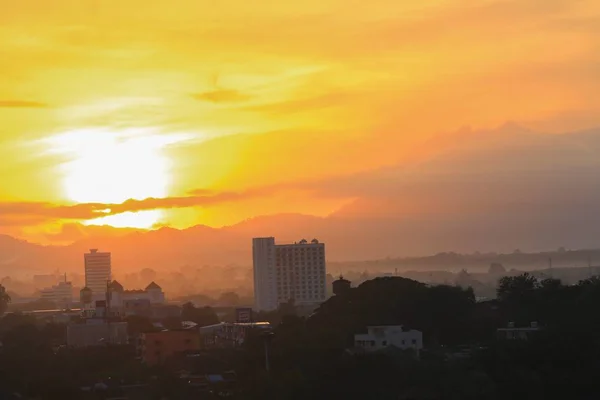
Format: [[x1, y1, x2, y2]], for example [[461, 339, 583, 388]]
[[1, 0, 600, 242]]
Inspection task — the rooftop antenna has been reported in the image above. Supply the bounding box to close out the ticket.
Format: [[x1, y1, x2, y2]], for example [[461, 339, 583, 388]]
[[548, 257, 553, 278], [588, 255, 593, 278]]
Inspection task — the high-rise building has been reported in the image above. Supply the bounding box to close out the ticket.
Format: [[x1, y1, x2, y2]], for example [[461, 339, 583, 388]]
[[252, 237, 326, 311], [84, 249, 112, 300]]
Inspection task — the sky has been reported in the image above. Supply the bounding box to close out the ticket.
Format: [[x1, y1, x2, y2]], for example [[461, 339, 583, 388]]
[[1, 0, 600, 243]]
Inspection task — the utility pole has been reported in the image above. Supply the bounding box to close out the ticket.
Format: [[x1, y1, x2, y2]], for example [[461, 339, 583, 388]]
[[262, 331, 274, 375]]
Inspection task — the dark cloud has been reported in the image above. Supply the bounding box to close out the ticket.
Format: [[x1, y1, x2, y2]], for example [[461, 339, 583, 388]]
[[0, 100, 48, 108], [0, 185, 305, 225]]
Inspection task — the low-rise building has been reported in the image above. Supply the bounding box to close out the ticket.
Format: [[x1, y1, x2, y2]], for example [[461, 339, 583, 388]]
[[497, 321, 541, 340], [122, 298, 152, 317], [354, 325, 423, 356], [107, 281, 166, 316], [140, 330, 201, 366], [199, 322, 272, 348], [150, 304, 182, 320], [39, 279, 73, 309], [67, 319, 128, 348]]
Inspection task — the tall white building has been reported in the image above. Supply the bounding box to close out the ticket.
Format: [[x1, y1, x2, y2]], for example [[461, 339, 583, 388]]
[[252, 237, 326, 311], [84, 249, 112, 300]]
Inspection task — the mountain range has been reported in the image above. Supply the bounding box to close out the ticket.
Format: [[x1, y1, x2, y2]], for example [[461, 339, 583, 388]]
[[3, 123, 600, 275]]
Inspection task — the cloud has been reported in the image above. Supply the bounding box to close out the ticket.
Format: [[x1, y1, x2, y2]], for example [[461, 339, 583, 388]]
[[0, 184, 311, 225], [242, 92, 350, 115], [192, 89, 251, 103], [0, 100, 48, 108]]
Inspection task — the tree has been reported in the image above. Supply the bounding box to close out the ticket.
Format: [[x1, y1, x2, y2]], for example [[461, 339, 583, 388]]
[[0, 284, 11, 316], [139, 268, 157, 283], [181, 302, 219, 327], [125, 315, 156, 336], [488, 263, 506, 275], [217, 291, 241, 306], [497, 273, 537, 303]]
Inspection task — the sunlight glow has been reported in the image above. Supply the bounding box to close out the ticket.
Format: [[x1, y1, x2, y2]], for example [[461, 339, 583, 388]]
[[83, 210, 164, 229], [46, 128, 191, 228]]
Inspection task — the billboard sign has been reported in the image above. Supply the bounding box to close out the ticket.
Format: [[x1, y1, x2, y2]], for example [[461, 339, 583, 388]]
[[235, 307, 252, 323]]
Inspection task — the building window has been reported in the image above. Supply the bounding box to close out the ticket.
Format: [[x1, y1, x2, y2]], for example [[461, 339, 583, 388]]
[[401, 340, 405, 345], [412, 339, 417, 345]]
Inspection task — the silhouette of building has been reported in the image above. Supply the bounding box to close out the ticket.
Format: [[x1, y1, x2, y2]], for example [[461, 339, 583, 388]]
[[107, 280, 165, 316], [67, 300, 128, 347], [84, 249, 111, 300], [198, 322, 271, 348], [354, 326, 423, 357], [67, 319, 129, 348], [252, 237, 326, 311], [497, 321, 541, 340], [39, 274, 73, 309], [332, 275, 351, 296], [140, 329, 201, 366]]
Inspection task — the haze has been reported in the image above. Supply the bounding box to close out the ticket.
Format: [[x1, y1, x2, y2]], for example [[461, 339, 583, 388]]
[[2, 0, 600, 258]]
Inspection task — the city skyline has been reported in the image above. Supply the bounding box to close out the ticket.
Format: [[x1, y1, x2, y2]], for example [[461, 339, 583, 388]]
[[1, 0, 600, 248]]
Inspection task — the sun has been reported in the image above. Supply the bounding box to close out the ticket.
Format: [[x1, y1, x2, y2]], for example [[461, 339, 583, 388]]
[[49, 128, 180, 228]]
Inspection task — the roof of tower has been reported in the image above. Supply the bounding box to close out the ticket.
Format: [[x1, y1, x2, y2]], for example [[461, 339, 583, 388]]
[[109, 280, 124, 291], [145, 281, 161, 290]]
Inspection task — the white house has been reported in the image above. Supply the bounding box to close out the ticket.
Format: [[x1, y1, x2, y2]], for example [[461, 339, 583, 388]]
[[354, 326, 423, 356]]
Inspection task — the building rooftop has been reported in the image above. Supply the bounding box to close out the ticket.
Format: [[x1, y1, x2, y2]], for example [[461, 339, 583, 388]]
[[109, 280, 124, 291], [145, 281, 162, 290]]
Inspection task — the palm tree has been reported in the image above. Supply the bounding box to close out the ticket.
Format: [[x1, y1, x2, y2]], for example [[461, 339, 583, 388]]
[[0, 284, 11, 316]]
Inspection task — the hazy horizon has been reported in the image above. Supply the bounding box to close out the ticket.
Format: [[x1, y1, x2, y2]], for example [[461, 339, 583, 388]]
[[2, 0, 600, 262]]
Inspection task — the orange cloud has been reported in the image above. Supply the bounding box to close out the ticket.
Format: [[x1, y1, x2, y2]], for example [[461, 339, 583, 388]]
[[192, 89, 251, 103]]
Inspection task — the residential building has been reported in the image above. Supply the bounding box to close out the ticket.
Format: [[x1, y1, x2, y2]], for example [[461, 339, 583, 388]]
[[150, 304, 182, 320], [67, 319, 128, 348], [497, 321, 541, 340], [84, 249, 111, 300], [198, 322, 271, 348], [122, 298, 152, 317], [107, 280, 165, 316], [140, 330, 201, 366], [39, 275, 73, 309], [33, 273, 61, 289], [253, 237, 326, 311], [354, 326, 423, 356]]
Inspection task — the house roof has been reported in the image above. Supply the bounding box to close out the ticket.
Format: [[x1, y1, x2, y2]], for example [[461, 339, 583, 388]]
[[145, 281, 161, 290], [109, 280, 124, 291]]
